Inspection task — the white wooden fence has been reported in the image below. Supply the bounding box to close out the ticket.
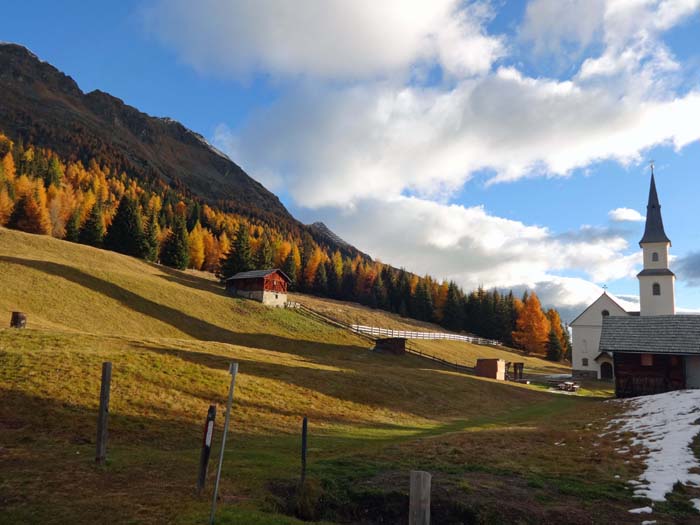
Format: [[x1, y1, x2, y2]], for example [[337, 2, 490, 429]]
[[350, 325, 501, 346]]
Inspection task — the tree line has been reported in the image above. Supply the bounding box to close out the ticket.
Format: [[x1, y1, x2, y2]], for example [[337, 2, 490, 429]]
[[0, 132, 570, 360]]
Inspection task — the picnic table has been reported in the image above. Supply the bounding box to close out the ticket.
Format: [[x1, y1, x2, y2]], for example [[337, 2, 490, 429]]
[[557, 381, 580, 392]]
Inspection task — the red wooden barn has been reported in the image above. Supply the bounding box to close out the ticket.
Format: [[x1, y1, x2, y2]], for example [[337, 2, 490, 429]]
[[225, 269, 291, 307]]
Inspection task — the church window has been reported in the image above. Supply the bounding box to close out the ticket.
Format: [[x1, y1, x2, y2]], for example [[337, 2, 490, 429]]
[[652, 283, 661, 296], [601, 310, 610, 317], [641, 354, 653, 366], [582, 358, 589, 367], [652, 252, 659, 262]]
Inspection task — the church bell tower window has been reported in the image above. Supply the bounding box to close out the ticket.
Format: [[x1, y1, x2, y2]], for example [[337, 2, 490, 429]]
[[652, 252, 659, 262], [652, 283, 661, 296]]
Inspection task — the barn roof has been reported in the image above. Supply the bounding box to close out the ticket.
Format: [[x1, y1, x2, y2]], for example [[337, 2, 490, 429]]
[[600, 315, 700, 355], [225, 269, 291, 282]]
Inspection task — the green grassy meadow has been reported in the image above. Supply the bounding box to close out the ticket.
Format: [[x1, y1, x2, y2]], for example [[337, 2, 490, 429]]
[[0, 227, 694, 523]]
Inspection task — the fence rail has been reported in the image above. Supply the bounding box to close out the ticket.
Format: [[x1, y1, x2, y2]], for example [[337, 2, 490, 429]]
[[350, 325, 501, 346]]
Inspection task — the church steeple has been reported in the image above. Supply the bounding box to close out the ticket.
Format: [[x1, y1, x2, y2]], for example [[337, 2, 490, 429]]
[[639, 167, 671, 246], [637, 165, 675, 316]]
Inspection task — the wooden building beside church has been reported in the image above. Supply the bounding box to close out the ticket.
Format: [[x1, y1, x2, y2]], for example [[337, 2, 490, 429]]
[[600, 315, 700, 397]]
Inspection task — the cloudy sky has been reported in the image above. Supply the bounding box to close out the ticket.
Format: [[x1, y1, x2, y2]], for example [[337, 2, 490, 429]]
[[4, 1, 700, 320]]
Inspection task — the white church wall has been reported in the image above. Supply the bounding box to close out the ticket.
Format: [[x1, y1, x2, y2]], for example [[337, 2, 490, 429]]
[[642, 242, 670, 269], [639, 275, 675, 316], [571, 293, 628, 378]]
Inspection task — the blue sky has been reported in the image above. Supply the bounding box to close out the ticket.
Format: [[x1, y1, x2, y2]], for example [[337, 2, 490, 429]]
[[3, 0, 700, 319]]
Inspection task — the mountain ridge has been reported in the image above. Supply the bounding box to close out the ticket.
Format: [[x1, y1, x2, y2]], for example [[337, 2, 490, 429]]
[[0, 42, 293, 224]]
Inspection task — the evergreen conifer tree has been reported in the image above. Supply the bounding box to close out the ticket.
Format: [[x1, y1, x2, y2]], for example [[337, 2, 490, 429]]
[[282, 250, 298, 290], [546, 327, 563, 362], [313, 260, 328, 295], [370, 274, 388, 309], [144, 211, 160, 262], [255, 233, 274, 269], [326, 260, 340, 298], [160, 216, 190, 269], [442, 282, 464, 331], [78, 202, 105, 247], [219, 223, 253, 279], [562, 326, 573, 361], [45, 157, 63, 186], [104, 195, 148, 258], [412, 281, 434, 322], [64, 208, 81, 242]]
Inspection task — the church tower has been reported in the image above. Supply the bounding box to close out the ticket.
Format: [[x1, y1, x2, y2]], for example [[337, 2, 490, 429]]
[[638, 168, 675, 316]]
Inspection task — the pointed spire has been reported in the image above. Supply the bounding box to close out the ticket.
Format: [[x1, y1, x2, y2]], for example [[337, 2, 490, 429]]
[[639, 165, 671, 246]]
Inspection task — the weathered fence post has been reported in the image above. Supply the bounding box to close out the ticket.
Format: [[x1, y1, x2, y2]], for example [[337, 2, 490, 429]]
[[300, 416, 308, 486], [10, 311, 27, 328], [409, 470, 431, 525], [210, 362, 239, 525], [95, 362, 112, 465], [196, 404, 217, 494]]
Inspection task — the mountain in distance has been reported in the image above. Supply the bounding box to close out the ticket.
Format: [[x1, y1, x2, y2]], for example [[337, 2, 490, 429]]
[[0, 43, 293, 222]]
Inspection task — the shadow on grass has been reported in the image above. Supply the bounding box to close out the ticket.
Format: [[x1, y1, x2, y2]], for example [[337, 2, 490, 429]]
[[150, 262, 227, 296], [0, 255, 367, 356]]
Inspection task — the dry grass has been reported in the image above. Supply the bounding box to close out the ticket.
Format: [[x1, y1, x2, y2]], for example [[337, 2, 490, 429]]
[[0, 227, 691, 524]]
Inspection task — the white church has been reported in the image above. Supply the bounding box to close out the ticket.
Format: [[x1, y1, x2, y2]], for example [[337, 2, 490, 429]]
[[571, 171, 700, 396]]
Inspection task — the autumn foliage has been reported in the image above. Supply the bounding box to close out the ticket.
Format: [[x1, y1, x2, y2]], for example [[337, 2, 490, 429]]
[[0, 131, 569, 351]]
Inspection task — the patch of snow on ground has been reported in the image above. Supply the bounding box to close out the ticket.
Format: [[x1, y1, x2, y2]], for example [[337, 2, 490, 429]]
[[629, 506, 653, 513], [693, 498, 700, 512], [610, 390, 700, 501]]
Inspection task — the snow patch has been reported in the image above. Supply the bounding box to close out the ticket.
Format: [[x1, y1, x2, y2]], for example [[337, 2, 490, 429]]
[[629, 506, 653, 514], [693, 498, 700, 511], [192, 132, 232, 161], [610, 390, 700, 501]]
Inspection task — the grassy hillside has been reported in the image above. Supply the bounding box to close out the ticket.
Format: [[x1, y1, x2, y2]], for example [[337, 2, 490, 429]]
[[0, 227, 692, 524], [292, 293, 570, 377]]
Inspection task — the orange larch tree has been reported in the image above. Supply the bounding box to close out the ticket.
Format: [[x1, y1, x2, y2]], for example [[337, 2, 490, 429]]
[[512, 292, 550, 354]]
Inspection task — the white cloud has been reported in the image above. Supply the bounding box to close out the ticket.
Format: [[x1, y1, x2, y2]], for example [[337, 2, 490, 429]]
[[142, 0, 504, 80], [520, 0, 606, 56], [609, 207, 645, 222], [215, 72, 700, 207]]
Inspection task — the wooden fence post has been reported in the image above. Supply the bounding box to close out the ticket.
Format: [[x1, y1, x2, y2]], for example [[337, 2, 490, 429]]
[[196, 404, 217, 494], [95, 362, 112, 465], [10, 312, 27, 328], [300, 416, 308, 486], [409, 470, 431, 525]]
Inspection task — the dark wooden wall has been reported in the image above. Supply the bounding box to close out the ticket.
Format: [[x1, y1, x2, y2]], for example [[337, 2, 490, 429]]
[[614, 352, 685, 398]]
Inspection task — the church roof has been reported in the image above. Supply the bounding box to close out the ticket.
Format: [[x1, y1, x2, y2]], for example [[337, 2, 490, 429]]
[[569, 291, 630, 326], [639, 172, 671, 246], [600, 315, 700, 355], [637, 268, 675, 277]]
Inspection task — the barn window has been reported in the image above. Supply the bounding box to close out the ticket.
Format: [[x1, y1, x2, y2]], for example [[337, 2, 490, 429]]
[[601, 310, 610, 317], [641, 354, 653, 366], [652, 252, 659, 262], [582, 358, 589, 367], [652, 283, 661, 296]]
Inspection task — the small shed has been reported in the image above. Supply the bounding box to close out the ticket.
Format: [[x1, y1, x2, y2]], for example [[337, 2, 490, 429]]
[[225, 269, 291, 307], [475, 358, 506, 381], [600, 315, 700, 397], [373, 337, 406, 355]]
